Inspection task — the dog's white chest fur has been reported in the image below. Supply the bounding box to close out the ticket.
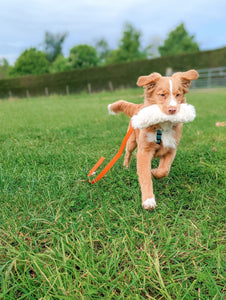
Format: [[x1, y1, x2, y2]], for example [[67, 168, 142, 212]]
[[146, 122, 176, 149], [161, 123, 176, 148]]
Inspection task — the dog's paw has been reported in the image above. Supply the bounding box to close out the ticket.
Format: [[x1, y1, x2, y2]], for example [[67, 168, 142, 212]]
[[151, 168, 158, 178], [142, 198, 156, 210], [152, 168, 169, 179]]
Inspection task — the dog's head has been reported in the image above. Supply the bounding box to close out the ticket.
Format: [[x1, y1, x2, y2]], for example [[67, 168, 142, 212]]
[[137, 70, 199, 115]]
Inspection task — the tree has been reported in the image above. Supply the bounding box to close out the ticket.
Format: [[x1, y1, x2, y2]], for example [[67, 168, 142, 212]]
[[43, 31, 68, 62], [0, 58, 10, 79], [9, 48, 49, 77], [49, 54, 72, 73], [68, 45, 99, 69], [95, 38, 111, 64], [106, 23, 152, 64], [159, 23, 199, 57]]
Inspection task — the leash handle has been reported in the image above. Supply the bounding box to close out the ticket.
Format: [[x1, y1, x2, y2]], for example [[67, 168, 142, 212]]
[[88, 126, 134, 184], [87, 156, 105, 177]]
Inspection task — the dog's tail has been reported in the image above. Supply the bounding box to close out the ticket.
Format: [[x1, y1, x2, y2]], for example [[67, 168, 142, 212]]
[[108, 100, 142, 118]]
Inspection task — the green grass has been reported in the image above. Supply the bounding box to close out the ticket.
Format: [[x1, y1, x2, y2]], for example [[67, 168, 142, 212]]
[[0, 88, 225, 299]]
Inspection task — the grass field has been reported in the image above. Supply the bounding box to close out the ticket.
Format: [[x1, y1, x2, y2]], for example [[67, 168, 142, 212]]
[[0, 88, 225, 299]]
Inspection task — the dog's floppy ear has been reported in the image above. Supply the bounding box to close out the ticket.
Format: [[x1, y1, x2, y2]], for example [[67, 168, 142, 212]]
[[174, 69, 199, 92], [137, 72, 161, 88]]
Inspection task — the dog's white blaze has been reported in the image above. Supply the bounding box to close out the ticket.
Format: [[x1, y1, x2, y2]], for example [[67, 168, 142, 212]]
[[169, 79, 173, 97], [169, 98, 177, 107], [142, 198, 156, 209], [169, 79, 177, 107]]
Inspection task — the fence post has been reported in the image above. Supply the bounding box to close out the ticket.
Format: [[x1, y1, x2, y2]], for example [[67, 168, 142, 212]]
[[45, 87, 49, 97], [88, 83, 92, 94], [26, 90, 30, 98], [108, 81, 114, 92], [207, 70, 211, 88], [9, 91, 12, 98], [66, 85, 69, 95], [165, 68, 173, 76]]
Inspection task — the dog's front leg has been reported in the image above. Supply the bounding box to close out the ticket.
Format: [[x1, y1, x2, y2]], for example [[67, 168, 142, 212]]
[[137, 139, 156, 210]]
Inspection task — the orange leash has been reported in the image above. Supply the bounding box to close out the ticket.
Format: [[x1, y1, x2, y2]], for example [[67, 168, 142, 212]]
[[88, 126, 134, 184]]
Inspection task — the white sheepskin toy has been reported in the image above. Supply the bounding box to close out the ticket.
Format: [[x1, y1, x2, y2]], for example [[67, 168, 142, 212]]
[[131, 103, 196, 129]]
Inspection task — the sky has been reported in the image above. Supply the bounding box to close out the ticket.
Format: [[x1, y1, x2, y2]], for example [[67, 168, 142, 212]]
[[0, 0, 225, 65]]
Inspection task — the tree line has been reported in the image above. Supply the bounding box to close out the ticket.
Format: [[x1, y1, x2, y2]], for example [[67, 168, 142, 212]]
[[0, 23, 199, 79]]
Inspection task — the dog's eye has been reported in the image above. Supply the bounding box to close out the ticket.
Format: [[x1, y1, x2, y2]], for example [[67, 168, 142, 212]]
[[161, 94, 165, 97], [176, 94, 180, 97]]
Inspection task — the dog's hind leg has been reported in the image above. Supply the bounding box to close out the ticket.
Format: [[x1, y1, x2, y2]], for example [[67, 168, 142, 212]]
[[123, 129, 137, 167]]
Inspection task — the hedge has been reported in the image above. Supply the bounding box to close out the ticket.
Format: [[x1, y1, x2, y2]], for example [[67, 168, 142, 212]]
[[0, 47, 225, 98]]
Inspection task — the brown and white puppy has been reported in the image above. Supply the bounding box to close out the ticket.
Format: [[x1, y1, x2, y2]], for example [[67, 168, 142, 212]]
[[108, 70, 199, 210]]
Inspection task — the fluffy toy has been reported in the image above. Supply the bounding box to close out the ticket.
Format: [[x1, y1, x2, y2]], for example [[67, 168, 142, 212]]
[[131, 103, 196, 129]]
